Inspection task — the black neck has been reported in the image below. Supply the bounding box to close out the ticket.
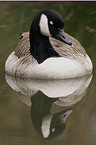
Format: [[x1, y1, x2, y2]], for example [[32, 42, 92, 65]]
[[30, 29, 60, 64]]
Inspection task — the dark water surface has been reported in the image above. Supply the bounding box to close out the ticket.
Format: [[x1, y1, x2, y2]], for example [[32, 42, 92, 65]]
[[0, 2, 96, 145]]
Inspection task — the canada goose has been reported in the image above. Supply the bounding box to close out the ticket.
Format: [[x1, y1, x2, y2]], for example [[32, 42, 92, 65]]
[[5, 9, 93, 79]]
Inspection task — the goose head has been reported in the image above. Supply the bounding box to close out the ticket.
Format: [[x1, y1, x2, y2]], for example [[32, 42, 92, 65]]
[[30, 9, 72, 63]]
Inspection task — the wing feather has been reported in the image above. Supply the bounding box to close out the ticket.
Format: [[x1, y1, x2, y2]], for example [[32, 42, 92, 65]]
[[49, 33, 86, 59], [15, 32, 30, 58], [15, 32, 86, 64], [15, 32, 36, 64]]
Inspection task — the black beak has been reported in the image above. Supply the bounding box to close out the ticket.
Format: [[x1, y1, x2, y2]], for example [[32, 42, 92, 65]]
[[54, 29, 72, 45]]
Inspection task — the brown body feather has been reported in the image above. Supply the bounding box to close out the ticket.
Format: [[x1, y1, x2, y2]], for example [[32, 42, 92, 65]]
[[15, 32, 86, 62]]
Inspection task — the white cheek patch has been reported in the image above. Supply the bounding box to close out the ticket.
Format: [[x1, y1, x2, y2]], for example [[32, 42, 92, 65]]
[[39, 14, 51, 37], [41, 114, 53, 138]]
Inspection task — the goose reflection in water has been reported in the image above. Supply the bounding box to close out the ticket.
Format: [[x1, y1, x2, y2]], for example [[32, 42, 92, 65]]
[[5, 74, 92, 140], [31, 90, 72, 140]]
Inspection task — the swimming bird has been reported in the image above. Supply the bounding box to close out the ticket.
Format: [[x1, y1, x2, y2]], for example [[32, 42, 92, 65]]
[[5, 9, 93, 79]]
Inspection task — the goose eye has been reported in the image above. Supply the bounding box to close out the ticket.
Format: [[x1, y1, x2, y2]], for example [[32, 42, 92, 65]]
[[50, 21, 54, 25]]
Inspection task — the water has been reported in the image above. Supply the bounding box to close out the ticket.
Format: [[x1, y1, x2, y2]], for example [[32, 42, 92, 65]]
[[0, 2, 96, 145]]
